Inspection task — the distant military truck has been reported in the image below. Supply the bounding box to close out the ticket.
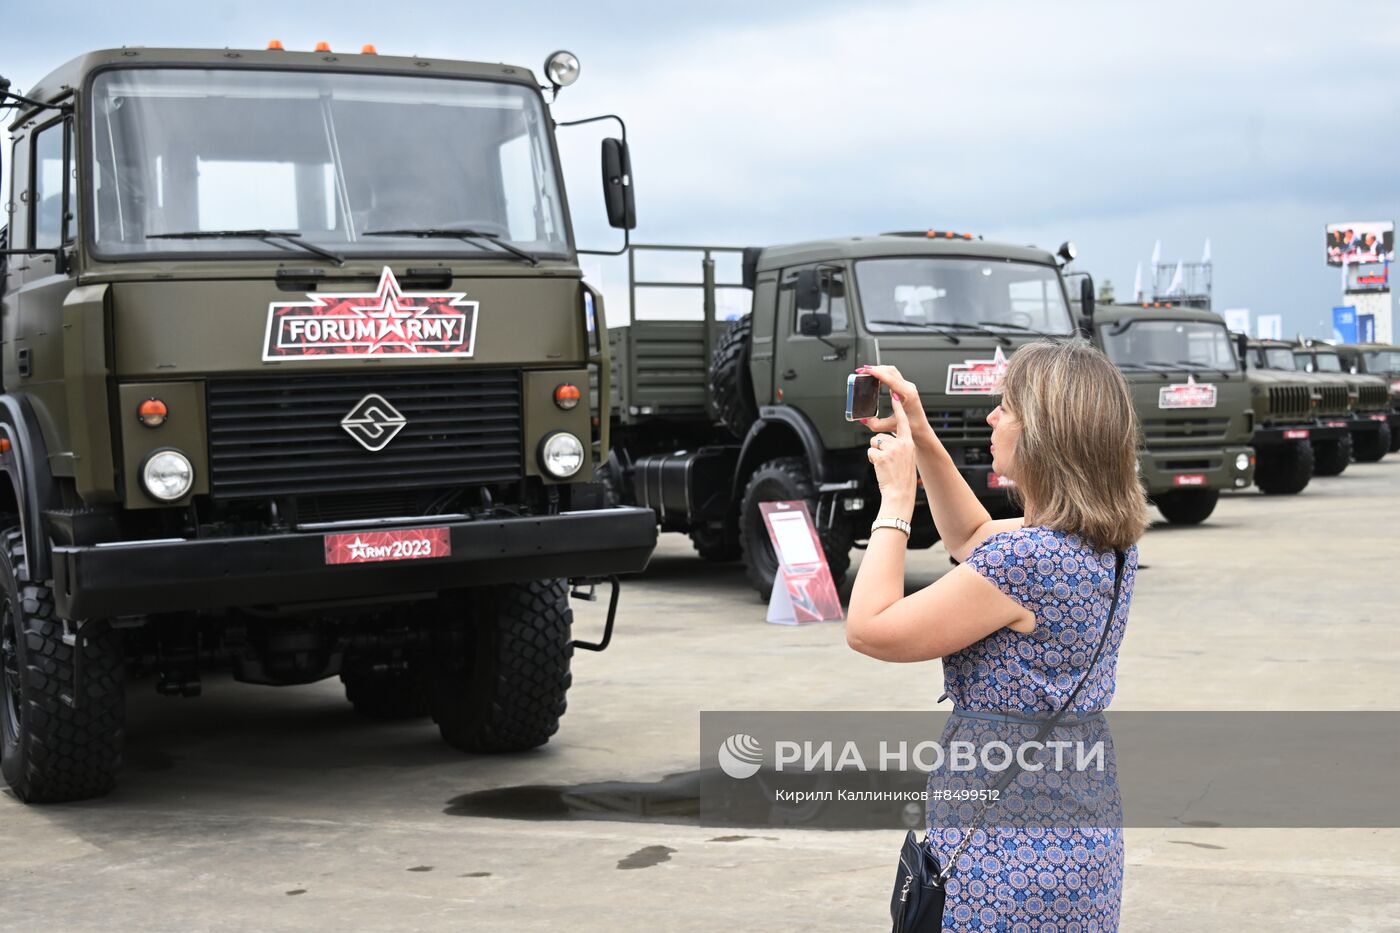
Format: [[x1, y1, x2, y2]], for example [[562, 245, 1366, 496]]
[[1292, 341, 1392, 461], [1249, 339, 1355, 475], [1231, 335, 1330, 494], [601, 233, 1094, 597], [1092, 303, 1254, 522], [1335, 342, 1400, 452], [0, 46, 658, 802]]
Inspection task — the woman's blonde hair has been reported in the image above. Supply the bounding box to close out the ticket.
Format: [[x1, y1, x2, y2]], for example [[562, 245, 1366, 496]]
[[999, 340, 1150, 552]]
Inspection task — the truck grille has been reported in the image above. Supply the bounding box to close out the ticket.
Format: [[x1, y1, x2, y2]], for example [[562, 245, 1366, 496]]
[[1316, 384, 1349, 416], [927, 409, 993, 443], [1356, 384, 1389, 412], [1265, 385, 1311, 422], [1141, 417, 1231, 446], [205, 370, 522, 499]]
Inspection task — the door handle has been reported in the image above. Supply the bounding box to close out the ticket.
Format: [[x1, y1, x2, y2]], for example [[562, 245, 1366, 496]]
[[782, 368, 798, 380]]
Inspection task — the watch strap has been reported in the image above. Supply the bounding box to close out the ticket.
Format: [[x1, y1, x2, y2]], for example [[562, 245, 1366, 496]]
[[870, 517, 911, 537]]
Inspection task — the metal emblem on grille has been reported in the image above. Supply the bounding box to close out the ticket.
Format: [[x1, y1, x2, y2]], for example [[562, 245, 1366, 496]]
[[340, 394, 407, 451]]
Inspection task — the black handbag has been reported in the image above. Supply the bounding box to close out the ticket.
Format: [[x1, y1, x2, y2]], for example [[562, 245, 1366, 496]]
[[890, 550, 1125, 933]]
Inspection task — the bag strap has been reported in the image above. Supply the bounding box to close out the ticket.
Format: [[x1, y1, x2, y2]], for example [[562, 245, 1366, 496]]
[[937, 548, 1126, 880]]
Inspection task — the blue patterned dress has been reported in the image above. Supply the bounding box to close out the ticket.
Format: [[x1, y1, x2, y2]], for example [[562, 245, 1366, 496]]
[[928, 526, 1137, 932]]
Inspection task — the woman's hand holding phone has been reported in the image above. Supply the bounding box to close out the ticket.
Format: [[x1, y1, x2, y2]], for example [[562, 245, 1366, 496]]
[[857, 365, 934, 445], [865, 391, 918, 521]]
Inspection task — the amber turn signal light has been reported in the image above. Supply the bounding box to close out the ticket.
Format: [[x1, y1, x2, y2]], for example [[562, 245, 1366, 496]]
[[267, 39, 285, 50], [553, 383, 582, 411], [138, 398, 169, 428]]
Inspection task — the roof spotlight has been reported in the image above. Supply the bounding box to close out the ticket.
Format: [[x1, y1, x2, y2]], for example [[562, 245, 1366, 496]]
[[1058, 240, 1077, 264], [545, 50, 580, 92]]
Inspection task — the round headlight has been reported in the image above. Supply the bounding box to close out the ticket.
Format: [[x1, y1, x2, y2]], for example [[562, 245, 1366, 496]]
[[142, 449, 194, 501], [545, 50, 580, 88], [540, 432, 585, 479], [1235, 453, 1251, 472]]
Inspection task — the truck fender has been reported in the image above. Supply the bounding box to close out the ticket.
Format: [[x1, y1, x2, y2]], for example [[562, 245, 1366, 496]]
[[0, 394, 59, 582], [732, 405, 828, 502]]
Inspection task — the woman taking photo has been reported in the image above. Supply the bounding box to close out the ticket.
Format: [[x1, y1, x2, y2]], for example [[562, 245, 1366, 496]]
[[846, 341, 1149, 931]]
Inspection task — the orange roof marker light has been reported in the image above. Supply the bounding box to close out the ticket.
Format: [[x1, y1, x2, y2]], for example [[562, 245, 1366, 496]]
[[267, 39, 285, 50], [314, 41, 332, 52], [361, 44, 378, 54]]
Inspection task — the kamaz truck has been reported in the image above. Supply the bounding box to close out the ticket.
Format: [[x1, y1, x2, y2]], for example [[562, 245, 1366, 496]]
[[600, 234, 1095, 598], [1091, 303, 1255, 522], [1233, 336, 1328, 494], [1248, 339, 1355, 475], [1335, 342, 1400, 453], [0, 46, 657, 802], [1292, 341, 1392, 462]]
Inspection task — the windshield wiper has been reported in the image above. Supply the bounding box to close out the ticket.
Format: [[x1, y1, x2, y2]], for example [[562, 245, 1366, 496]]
[[865, 320, 961, 344], [1114, 362, 1171, 380], [974, 320, 1063, 339], [1171, 359, 1233, 374], [364, 228, 540, 266], [146, 229, 345, 266], [927, 322, 1013, 346]]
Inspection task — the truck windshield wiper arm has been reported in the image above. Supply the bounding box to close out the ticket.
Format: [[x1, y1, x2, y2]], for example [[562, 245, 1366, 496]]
[[927, 322, 1013, 346], [973, 320, 1063, 338], [146, 229, 346, 266], [1171, 359, 1233, 373], [865, 320, 961, 344], [363, 228, 540, 266], [1114, 362, 1173, 379]]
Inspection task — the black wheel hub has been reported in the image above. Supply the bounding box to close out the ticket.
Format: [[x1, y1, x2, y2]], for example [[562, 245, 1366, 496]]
[[1, 594, 21, 736]]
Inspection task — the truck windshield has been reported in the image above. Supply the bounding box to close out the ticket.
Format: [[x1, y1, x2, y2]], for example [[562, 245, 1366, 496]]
[[1363, 349, 1400, 371], [1301, 351, 1342, 372], [854, 258, 1073, 334], [1099, 319, 1237, 370], [87, 69, 569, 260], [1262, 347, 1298, 370]]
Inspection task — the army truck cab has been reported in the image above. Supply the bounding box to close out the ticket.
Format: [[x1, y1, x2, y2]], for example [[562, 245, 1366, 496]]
[[1091, 303, 1254, 523], [0, 46, 657, 802], [1292, 341, 1392, 462], [1248, 339, 1355, 476], [1335, 342, 1400, 453], [1231, 335, 1328, 494], [604, 233, 1090, 597]]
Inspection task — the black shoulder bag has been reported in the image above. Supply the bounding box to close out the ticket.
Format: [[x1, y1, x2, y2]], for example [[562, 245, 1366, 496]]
[[890, 550, 1125, 933]]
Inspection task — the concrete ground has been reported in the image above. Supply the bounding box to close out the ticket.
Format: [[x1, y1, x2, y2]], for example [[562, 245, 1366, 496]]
[[2, 460, 1398, 931]]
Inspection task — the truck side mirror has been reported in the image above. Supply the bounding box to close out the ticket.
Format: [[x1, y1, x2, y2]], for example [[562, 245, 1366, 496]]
[[798, 312, 833, 337], [1079, 274, 1095, 320], [795, 268, 822, 311], [601, 138, 635, 230], [1235, 333, 1249, 371], [741, 247, 762, 291]]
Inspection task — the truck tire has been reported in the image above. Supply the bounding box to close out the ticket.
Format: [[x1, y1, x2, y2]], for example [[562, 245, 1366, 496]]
[[1153, 489, 1220, 525], [1352, 422, 1391, 462], [1312, 433, 1351, 476], [0, 530, 125, 803], [1391, 423, 1400, 453], [341, 667, 430, 719], [428, 579, 572, 753], [689, 523, 741, 562], [1253, 440, 1313, 495], [709, 316, 757, 438], [738, 457, 853, 600]]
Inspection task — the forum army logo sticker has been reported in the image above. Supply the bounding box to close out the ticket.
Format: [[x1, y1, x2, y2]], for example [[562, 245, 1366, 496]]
[[945, 345, 1009, 395], [262, 266, 478, 361]]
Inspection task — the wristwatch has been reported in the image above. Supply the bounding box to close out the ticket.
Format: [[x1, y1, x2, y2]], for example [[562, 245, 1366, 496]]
[[870, 517, 912, 537]]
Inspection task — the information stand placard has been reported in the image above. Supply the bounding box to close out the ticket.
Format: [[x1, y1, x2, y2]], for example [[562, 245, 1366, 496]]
[[759, 501, 843, 624]]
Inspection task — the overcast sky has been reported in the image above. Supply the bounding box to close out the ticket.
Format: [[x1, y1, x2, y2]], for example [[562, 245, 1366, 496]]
[[5, 0, 1397, 336]]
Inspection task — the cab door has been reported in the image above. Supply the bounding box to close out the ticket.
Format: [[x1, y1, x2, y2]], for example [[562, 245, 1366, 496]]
[[777, 263, 859, 443]]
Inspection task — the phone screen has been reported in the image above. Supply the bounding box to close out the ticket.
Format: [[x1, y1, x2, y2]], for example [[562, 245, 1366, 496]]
[[846, 373, 879, 421]]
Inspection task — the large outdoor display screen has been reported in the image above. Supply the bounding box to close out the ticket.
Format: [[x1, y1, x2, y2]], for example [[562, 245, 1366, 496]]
[[1326, 221, 1394, 266]]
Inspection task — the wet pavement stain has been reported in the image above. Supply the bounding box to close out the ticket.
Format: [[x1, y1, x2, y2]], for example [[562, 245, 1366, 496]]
[[617, 845, 676, 870], [285, 889, 307, 896], [444, 771, 705, 824], [460, 872, 492, 878], [1168, 840, 1226, 850], [406, 866, 433, 872]]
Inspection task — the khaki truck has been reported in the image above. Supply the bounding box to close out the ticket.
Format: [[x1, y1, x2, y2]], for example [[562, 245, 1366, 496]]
[[0, 46, 658, 802], [1091, 303, 1255, 522], [1248, 339, 1355, 475], [1292, 341, 1392, 462], [601, 234, 1094, 597], [1335, 342, 1400, 452], [1232, 336, 1329, 494]]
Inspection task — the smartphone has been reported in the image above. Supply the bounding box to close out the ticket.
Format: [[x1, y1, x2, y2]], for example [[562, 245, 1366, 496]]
[[846, 373, 880, 421]]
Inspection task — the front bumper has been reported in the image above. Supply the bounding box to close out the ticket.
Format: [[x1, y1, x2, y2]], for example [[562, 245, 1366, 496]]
[[1253, 423, 1348, 446], [51, 507, 659, 618], [1138, 444, 1255, 494], [1347, 413, 1390, 437]]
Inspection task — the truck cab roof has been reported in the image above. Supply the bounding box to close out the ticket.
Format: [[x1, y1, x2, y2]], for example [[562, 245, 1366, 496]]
[[751, 234, 1058, 274], [1093, 303, 1228, 326]]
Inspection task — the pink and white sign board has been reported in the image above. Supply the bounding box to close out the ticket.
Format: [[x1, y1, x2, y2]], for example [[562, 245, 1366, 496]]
[[760, 500, 844, 625]]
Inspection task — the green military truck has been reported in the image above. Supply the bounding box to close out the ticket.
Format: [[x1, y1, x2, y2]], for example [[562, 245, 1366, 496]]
[[1292, 341, 1392, 461], [1231, 335, 1330, 494], [0, 46, 658, 802], [1335, 342, 1400, 452], [1090, 303, 1255, 522], [1248, 339, 1356, 475], [600, 233, 1096, 598]]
